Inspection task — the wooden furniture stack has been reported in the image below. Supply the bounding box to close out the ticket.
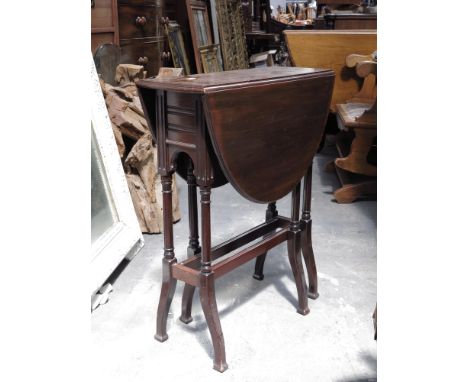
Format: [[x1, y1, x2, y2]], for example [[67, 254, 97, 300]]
[[117, 0, 164, 77], [332, 53, 377, 203], [91, 0, 167, 77], [284, 30, 377, 203], [137, 67, 334, 371], [284, 30, 377, 112]]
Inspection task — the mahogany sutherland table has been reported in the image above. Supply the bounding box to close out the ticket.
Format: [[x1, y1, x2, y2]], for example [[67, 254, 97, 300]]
[[137, 67, 335, 372]]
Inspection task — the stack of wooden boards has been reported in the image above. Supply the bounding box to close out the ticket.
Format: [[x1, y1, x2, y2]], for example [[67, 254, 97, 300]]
[[100, 64, 180, 232]]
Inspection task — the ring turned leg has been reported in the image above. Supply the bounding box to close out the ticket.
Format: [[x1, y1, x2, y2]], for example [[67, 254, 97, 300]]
[[199, 186, 228, 372], [155, 175, 178, 342], [301, 163, 319, 299], [253, 202, 278, 280], [180, 164, 200, 324], [288, 181, 310, 315]]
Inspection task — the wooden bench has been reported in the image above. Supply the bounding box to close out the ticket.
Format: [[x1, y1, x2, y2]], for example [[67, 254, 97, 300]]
[[284, 30, 377, 112], [285, 30, 377, 203]]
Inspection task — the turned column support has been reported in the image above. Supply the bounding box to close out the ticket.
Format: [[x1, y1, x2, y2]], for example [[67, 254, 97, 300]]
[[200, 186, 212, 274], [301, 162, 319, 299], [288, 181, 309, 315], [253, 202, 278, 280], [180, 162, 201, 324], [198, 185, 228, 372], [187, 162, 201, 257], [155, 174, 178, 342]]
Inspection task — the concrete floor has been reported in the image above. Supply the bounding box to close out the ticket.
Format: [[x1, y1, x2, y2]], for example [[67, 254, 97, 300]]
[[91, 139, 377, 381]]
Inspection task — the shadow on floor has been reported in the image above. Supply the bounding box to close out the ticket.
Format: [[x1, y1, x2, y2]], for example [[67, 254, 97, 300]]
[[177, 248, 308, 357]]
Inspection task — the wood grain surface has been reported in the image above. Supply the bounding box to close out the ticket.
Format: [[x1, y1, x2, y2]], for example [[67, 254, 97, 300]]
[[285, 30, 376, 111], [203, 71, 334, 203]]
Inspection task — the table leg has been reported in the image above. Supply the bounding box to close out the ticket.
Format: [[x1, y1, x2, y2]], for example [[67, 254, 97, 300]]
[[199, 186, 228, 372], [288, 181, 310, 315], [253, 202, 278, 280], [180, 164, 200, 324], [186, 163, 201, 257], [301, 163, 319, 299], [155, 175, 178, 342]]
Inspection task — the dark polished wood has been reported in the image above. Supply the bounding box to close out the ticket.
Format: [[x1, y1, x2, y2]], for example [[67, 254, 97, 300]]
[[253, 166, 320, 297], [253, 202, 278, 280], [118, 3, 157, 39], [117, 0, 163, 76], [198, 185, 228, 372], [301, 163, 319, 299], [155, 175, 177, 342], [288, 181, 310, 315], [180, 162, 200, 324], [186, 163, 201, 256], [137, 67, 334, 371], [139, 67, 334, 203]]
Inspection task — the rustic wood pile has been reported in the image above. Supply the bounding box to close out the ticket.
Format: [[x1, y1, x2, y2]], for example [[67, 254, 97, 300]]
[[100, 64, 180, 233]]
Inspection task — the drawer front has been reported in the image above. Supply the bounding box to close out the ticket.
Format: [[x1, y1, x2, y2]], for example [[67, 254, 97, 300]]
[[118, 4, 158, 39], [92, 0, 113, 29], [166, 93, 196, 134], [119, 38, 162, 77], [167, 92, 196, 111]]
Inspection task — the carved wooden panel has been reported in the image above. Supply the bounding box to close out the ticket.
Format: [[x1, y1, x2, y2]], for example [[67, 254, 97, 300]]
[[214, 0, 249, 71]]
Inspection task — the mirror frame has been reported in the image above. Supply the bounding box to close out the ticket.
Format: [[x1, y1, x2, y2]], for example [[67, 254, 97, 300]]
[[90, 57, 144, 296]]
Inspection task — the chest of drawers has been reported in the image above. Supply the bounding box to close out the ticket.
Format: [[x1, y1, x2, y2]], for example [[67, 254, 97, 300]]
[[118, 0, 164, 76]]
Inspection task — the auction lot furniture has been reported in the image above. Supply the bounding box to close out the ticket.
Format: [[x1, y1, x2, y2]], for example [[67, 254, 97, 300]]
[[332, 56, 377, 203], [137, 67, 334, 371], [284, 30, 376, 112]]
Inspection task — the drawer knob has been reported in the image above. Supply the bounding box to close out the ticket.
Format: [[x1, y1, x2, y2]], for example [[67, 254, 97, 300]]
[[135, 16, 147, 26], [137, 56, 149, 65]]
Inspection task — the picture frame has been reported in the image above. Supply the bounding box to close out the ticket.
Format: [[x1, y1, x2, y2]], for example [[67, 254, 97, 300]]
[[199, 44, 222, 73], [165, 20, 191, 75], [215, 0, 249, 71], [186, 0, 214, 73]]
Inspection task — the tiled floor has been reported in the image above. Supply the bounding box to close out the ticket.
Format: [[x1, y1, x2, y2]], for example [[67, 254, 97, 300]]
[[91, 139, 377, 381]]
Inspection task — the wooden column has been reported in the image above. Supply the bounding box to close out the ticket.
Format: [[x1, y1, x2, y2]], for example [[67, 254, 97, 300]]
[[180, 163, 200, 324], [287, 181, 309, 315], [155, 174, 177, 341], [301, 163, 319, 299], [198, 186, 228, 372], [253, 202, 278, 280]]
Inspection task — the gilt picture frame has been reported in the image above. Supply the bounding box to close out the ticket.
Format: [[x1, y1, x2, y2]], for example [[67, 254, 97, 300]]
[[186, 0, 214, 73], [165, 20, 191, 75], [199, 44, 222, 73]]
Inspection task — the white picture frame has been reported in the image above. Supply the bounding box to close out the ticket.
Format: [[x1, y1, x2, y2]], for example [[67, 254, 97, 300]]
[[90, 57, 144, 296]]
